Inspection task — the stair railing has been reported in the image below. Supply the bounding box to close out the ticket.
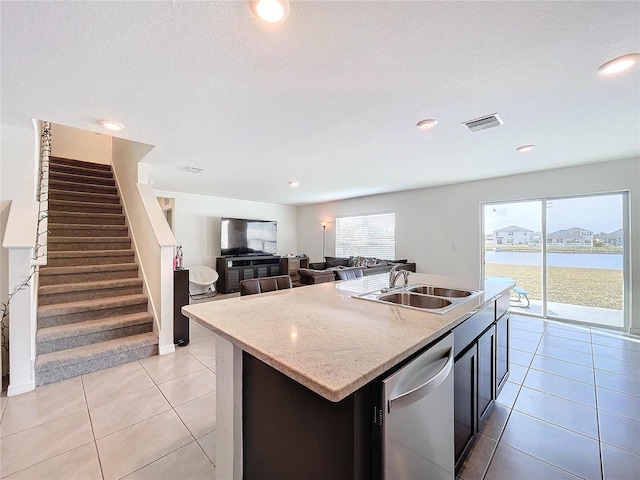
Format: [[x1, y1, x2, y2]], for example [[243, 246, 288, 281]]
[[0, 120, 51, 395], [34, 120, 51, 263]]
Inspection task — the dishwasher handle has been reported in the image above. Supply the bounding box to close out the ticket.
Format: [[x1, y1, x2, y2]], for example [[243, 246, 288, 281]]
[[387, 348, 454, 413]]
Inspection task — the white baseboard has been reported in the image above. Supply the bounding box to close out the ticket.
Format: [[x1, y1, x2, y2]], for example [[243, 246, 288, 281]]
[[8, 379, 35, 396]]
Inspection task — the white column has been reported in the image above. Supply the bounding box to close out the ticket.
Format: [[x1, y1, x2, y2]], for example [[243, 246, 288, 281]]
[[6, 247, 36, 395], [2, 200, 39, 396], [158, 245, 175, 355], [216, 335, 243, 480]]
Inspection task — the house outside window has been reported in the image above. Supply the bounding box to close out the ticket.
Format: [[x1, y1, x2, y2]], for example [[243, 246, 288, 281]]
[[335, 212, 395, 259]]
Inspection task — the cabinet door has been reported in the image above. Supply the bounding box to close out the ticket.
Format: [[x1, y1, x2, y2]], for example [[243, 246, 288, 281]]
[[243, 268, 255, 280], [495, 314, 509, 395], [228, 268, 240, 292], [477, 326, 495, 421], [454, 344, 477, 466]]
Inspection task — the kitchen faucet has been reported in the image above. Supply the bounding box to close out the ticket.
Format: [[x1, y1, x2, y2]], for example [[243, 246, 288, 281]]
[[389, 264, 410, 289]]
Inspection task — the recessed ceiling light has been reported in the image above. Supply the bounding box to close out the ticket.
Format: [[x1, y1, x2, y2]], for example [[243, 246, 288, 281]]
[[98, 119, 124, 131], [289, 181, 299, 188], [598, 53, 639, 76], [516, 144, 536, 152], [250, 0, 290, 23], [417, 119, 438, 130]]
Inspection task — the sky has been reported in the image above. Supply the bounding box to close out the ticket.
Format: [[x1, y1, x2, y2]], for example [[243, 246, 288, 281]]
[[484, 194, 623, 234]]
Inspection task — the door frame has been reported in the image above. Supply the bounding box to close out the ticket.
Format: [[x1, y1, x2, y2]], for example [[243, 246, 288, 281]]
[[481, 190, 630, 331]]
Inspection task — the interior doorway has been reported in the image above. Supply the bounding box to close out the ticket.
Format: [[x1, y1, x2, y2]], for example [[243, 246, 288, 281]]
[[157, 196, 175, 233], [483, 192, 628, 329]]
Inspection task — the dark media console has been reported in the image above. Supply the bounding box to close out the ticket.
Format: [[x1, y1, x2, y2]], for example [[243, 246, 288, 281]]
[[216, 255, 281, 293]]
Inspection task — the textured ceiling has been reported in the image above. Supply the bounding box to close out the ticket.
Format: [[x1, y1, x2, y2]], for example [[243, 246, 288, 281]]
[[2, 1, 639, 205]]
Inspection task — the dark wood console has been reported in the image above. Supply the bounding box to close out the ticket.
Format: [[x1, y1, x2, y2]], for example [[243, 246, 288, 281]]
[[216, 255, 281, 293], [279, 256, 309, 286]]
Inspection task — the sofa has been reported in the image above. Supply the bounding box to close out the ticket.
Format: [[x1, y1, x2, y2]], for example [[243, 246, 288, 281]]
[[297, 256, 416, 285]]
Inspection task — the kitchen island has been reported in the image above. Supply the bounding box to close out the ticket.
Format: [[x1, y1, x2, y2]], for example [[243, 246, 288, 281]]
[[182, 273, 512, 479]]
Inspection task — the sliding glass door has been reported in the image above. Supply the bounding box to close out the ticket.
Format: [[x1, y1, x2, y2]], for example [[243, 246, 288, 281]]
[[483, 192, 627, 329], [484, 201, 543, 315], [545, 194, 625, 327]]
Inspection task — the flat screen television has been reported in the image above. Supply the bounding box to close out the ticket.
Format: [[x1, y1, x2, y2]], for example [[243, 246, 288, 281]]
[[220, 218, 277, 256]]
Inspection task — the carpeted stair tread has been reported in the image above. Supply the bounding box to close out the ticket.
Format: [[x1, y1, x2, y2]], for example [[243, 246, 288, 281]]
[[47, 249, 134, 260], [49, 157, 113, 178], [39, 277, 142, 295], [48, 236, 132, 247], [46, 164, 114, 179], [49, 188, 121, 204], [49, 179, 117, 195], [48, 211, 125, 225], [48, 223, 129, 236], [48, 199, 122, 214], [38, 294, 148, 318], [49, 170, 116, 186], [35, 332, 158, 371], [50, 156, 113, 171], [39, 262, 138, 276], [36, 312, 153, 343], [45, 250, 134, 267], [38, 278, 143, 306]]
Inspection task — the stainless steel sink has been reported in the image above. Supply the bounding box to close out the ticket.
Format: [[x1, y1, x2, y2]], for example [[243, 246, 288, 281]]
[[378, 292, 452, 309], [354, 283, 482, 314], [407, 286, 473, 298]]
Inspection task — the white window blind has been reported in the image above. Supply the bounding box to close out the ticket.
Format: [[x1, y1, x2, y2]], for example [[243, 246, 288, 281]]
[[335, 212, 395, 259]]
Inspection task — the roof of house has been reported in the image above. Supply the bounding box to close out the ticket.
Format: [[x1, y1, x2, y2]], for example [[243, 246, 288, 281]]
[[598, 228, 624, 239], [547, 227, 593, 239], [494, 226, 535, 234]]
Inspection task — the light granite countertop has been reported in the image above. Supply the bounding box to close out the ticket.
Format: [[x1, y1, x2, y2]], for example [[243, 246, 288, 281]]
[[182, 273, 512, 402]]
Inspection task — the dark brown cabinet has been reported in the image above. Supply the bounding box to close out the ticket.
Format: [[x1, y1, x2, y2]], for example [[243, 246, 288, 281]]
[[495, 291, 510, 396], [174, 268, 190, 346], [454, 344, 477, 464], [216, 256, 281, 293], [453, 293, 510, 469], [477, 325, 495, 420], [495, 313, 509, 394], [279, 257, 309, 286]]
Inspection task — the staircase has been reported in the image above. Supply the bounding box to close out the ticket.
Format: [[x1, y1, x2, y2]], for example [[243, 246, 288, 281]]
[[35, 157, 158, 386]]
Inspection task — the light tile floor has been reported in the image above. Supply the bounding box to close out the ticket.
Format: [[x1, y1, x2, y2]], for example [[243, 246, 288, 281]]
[[458, 314, 640, 480], [0, 320, 217, 480], [1, 314, 639, 479]]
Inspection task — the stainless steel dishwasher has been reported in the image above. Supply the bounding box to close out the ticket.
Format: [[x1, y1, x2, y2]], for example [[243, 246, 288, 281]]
[[381, 332, 455, 479]]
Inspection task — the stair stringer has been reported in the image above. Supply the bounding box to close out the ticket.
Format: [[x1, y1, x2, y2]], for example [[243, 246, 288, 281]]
[[110, 144, 177, 355]]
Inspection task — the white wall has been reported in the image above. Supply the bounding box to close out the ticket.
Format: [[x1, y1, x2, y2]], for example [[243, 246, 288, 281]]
[[152, 189, 298, 268], [50, 123, 112, 165], [297, 157, 640, 333], [1, 122, 38, 379]]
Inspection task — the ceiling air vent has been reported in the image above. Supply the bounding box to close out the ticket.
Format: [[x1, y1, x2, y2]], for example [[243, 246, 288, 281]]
[[182, 166, 204, 174], [463, 113, 504, 132]]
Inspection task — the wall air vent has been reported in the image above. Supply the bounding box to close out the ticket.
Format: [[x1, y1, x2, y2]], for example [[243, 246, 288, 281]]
[[182, 166, 204, 174], [463, 113, 504, 132]]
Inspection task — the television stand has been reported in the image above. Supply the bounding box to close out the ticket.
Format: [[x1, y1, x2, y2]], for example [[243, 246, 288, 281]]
[[216, 255, 282, 294]]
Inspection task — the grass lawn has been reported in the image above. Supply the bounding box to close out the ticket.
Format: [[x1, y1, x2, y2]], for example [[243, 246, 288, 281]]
[[485, 264, 623, 310]]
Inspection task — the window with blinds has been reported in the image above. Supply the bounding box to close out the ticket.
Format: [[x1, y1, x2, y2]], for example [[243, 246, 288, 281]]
[[335, 212, 395, 259]]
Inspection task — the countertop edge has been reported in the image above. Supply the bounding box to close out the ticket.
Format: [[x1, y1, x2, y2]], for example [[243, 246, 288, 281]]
[[185, 283, 512, 402]]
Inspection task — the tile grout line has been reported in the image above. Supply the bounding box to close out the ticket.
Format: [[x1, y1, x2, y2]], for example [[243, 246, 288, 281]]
[[481, 317, 547, 479], [0, 384, 97, 479], [590, 326, 606, 480], [81, 373, 106, 480]]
